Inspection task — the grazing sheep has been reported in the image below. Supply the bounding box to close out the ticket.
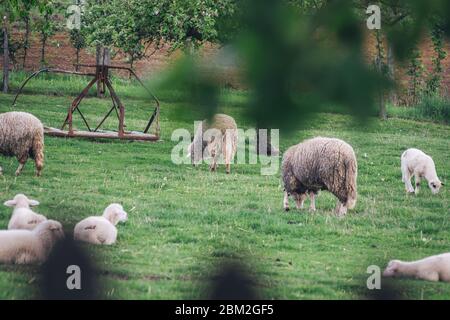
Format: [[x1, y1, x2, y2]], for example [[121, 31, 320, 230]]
[[401, 148, 443, 195], [74, 204, 128, 245], [4, 194, 47, 230], [0, 220, 64, 264], [383, 253, 450, 282], [0, 112, 44, 176], [187, 113, 238, 174], [282, 137, 357, 216]]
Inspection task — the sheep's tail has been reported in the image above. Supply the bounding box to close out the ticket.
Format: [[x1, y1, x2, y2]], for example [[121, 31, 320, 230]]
[[32, 129, 44, 176], [346, 155, 357, 209]]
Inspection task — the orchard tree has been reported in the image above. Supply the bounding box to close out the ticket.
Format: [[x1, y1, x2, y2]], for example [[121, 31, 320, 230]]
[[35, 0, 60, 66], [69, 28, 86, 71], [1, 0, 23, 92], [82, 0, 237, 65], [16, 0, 39, 69]]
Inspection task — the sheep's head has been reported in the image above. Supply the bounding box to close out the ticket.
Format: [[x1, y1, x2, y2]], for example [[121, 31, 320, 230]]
[[383, 260, 402, 277], [4, 193, 40, 208], [103, 203, 128, 225], [429, 180, 443, 194], [36, 220, 65, 243]]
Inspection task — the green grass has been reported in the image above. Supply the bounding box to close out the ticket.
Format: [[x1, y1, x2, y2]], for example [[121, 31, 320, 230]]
[[0, 76, 449, 300], [388, 94, 450, 124]]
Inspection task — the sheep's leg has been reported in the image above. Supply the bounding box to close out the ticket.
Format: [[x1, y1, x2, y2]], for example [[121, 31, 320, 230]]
[[15, 155, 28, 176], [335, 201, 347, 217], [208, 143, 218, 172], [0, 165, 3, 175], [294, 193, 306, 209], [309, 191, 316, 211], [403, 170, 414, 193], [283, 191, 290, 211], [209, 156, 217, 172], [34, 146, 44, 177], [223, 134, 233, 174], [414, 175, 421, 195]]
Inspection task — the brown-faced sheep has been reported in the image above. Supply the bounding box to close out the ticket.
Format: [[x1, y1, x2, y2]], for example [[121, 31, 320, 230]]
[[187, 113, 238, 174], [0, 112, 44, 176], [282, 137, 357, 216]]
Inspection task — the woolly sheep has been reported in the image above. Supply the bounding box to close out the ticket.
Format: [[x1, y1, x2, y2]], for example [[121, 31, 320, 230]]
[[4, 194, 47, 230], [74, 203, 128, 245], [282, 137, 357, 216], [401, 148, 443, 195], [0, 220, 64, 264], [0, 111, 44, 176], [187, 113, 238, 174], [383, 253, 450, 282]]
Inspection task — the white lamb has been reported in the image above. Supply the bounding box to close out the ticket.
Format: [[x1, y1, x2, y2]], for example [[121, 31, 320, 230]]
[[383, 253, 450, 282], [4, 194, 47, 230], [0, 220, 64, 264], [401, 148, 443, 194], [74, 203, 128, 245]]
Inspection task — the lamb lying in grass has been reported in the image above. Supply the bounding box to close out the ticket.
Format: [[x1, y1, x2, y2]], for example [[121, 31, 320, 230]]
[[401, 148, 443, 194], [4, 194, 47, 230], [0, 220, 64, 264], [74, 204, 128, 245], [383, 253, 450, 282]]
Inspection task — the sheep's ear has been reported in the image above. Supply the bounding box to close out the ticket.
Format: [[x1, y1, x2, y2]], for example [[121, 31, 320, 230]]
[[441, 182, 445, 186], [4, 200, 16, 207], [28, 199, 40, 206]]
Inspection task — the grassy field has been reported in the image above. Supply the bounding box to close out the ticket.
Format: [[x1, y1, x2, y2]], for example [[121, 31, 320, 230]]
[[0, 74, 449, 299]]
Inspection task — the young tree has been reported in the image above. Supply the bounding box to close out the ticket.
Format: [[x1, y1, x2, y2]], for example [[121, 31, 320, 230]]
[[406, 48, 424, 105], [426, 23, 447, 95], [1, 0, 22, 92], [35, 0, 59, 66], [2, 13, 9, 93], [16, 0, 39, 69], [69, 28, 86, 71]]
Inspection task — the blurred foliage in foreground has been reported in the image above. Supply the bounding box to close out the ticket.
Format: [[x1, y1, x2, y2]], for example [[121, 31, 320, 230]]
[[158, 0, 450, 131]]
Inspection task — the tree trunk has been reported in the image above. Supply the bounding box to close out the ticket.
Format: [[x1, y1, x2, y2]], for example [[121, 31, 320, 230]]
[[129, 58, 134, 80], [386, 42, 395, 105], [22, 17, 30, 69], [375, 31, 387, 120], [2, 16, 9, 93], [40, 36, 47, 66], [75, 48, 80, 71]]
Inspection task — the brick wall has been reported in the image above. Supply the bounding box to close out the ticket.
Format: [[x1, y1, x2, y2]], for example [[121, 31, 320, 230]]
[[2, 30, 450, 98]]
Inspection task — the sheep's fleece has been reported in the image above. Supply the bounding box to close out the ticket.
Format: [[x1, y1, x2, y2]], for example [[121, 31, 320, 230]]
[[74, 204, 128, 245], [4, 194, 47, 230], [383, 253, 450, 282], [0, 220, 64, 265], [0, 111, 44, 176], [401, 148, 443, 194], [189, 113, 238, 173], [282, 137, 357, 216]]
